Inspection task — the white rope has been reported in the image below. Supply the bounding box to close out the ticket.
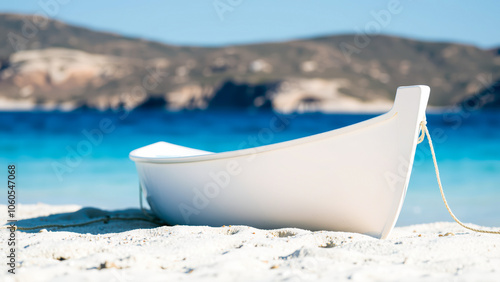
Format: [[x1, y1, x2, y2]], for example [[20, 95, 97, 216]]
[[418, 120, 500, 234]]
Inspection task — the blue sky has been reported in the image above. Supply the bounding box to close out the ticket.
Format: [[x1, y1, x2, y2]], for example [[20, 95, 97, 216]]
[[1, 0, 499, 48]]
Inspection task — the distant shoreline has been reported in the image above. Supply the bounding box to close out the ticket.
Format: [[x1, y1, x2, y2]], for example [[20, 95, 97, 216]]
[[0, 101, 463, 115]]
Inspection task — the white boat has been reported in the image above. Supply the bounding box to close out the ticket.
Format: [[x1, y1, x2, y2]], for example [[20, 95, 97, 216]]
[[130, 85, 430, 239]]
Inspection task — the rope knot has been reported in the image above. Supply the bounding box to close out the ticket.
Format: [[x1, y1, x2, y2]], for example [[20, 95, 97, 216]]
[[417, 120, 427, 144]]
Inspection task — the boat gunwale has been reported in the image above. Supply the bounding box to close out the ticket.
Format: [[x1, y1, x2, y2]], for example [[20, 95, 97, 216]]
[[129, 108, 398, 164]]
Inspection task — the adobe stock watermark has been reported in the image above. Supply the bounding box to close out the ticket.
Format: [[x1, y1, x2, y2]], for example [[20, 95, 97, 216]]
[[6, 164, 17, 274], [340, 0, 403, 63], [8, 0, 73, 51], [51, 63, 167, 182], [282, 257, 320, 281], [109, 269, 132, 282], [443, 73, 498, 129], [384, 125, 448, 192], [410, 72, 498, 172], [213, 0, 244, 21], [51, 119, 116, 182], [178, 113, 296, 224], [384, 73, 497, 192]]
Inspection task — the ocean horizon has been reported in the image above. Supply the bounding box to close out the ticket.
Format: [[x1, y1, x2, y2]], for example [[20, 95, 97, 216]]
[[2, 109, 499, 227]]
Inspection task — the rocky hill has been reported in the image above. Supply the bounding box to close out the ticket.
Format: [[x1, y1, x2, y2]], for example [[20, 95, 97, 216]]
[[0, 13, 499, 112]]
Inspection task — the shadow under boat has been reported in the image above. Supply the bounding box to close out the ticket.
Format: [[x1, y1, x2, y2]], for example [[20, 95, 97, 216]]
[[13, 207, 165, 235]]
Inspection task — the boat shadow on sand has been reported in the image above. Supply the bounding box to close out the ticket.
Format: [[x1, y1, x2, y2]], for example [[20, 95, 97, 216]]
[[14, 207, 164, 235]]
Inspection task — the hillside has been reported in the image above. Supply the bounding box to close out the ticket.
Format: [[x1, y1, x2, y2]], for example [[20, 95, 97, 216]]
[[0, 13, 499, 112]]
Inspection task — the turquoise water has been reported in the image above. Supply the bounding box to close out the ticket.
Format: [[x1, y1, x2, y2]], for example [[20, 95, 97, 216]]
[[1, 110, 499, 226]]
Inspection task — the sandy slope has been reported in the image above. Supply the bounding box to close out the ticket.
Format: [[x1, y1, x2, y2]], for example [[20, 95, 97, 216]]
[[1, 204, 499, 281]]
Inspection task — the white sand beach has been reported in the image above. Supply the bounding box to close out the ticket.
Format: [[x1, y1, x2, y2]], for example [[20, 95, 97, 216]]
[[1, 204, 500, 281]]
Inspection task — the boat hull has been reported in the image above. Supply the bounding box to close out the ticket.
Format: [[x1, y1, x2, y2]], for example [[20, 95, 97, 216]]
[[130, 85, 430, 239]]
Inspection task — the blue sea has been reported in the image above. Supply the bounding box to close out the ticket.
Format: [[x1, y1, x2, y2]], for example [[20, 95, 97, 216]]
[[1, 109, 499, 227]]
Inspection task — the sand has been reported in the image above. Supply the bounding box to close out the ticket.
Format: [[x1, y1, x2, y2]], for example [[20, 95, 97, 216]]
[[1, 204, 499, 281]]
